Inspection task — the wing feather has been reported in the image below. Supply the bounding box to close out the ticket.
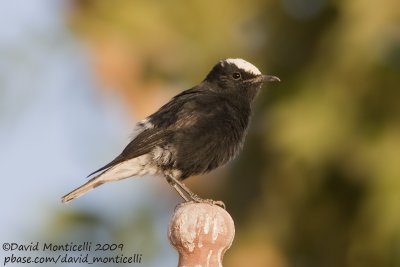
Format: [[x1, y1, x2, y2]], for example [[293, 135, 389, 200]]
[[87, 86, 207, 177], [87, 129, 173, 177]]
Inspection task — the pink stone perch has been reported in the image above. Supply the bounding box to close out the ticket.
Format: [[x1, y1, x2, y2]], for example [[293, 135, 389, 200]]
[[168, 202, 235, 267]]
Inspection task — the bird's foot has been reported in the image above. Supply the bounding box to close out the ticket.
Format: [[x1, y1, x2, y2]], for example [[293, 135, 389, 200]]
[[188, 194, 226, 209], [209, 200, 226, 209], [188, 193, 203, 202]]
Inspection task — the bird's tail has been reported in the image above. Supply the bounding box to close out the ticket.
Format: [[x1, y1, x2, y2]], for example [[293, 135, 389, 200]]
[[62, 155, 153, 203], [61, 176, 105, 204]]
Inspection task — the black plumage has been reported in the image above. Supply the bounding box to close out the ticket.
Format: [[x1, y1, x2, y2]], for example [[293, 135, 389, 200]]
[[62, 58, 279, 204]]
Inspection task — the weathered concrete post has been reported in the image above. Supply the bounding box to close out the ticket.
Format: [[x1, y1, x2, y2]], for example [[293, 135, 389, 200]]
[[168, 201, 235, 267]]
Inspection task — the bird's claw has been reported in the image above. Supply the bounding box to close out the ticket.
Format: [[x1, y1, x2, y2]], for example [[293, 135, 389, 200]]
[[188, 193, 203, 202], [188, 194, 226, 209], [211, 200, 226, 209]]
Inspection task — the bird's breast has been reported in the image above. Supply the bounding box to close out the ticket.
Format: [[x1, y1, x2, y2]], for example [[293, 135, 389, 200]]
[[173, 102, 251, 178]]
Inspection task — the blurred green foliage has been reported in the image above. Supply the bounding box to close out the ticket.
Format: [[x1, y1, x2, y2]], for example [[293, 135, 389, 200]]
[[55, 0, 400, 266]]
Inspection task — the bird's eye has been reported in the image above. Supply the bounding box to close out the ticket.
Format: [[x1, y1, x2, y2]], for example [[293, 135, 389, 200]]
[[232, 72, 241, 80]]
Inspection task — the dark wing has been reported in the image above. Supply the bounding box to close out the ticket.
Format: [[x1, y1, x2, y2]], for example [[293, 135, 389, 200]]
[[148, 87, 205, 128], [87, 128, 173, 177], [87, 87, 205, 177]]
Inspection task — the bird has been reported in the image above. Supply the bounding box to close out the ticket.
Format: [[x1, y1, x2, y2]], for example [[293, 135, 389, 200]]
[[62, 58, 280, 204]]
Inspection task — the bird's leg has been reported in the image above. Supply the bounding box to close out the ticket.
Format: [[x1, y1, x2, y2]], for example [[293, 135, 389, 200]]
[[165, 175, 190, 201], [165, 175, 226, 209], [166, 175, 204, 202], [172, 183, 189, 201]]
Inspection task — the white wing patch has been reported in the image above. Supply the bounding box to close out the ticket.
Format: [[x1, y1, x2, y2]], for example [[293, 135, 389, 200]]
[[225, 58, 261, 75]]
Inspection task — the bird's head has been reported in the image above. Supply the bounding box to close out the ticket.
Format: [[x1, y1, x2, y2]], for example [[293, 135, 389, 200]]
[[204, 58, 280, 101]]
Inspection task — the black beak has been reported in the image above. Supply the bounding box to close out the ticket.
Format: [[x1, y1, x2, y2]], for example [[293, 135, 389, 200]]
[[262, 75, 280, 82], [246, 74, 281, 84]]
